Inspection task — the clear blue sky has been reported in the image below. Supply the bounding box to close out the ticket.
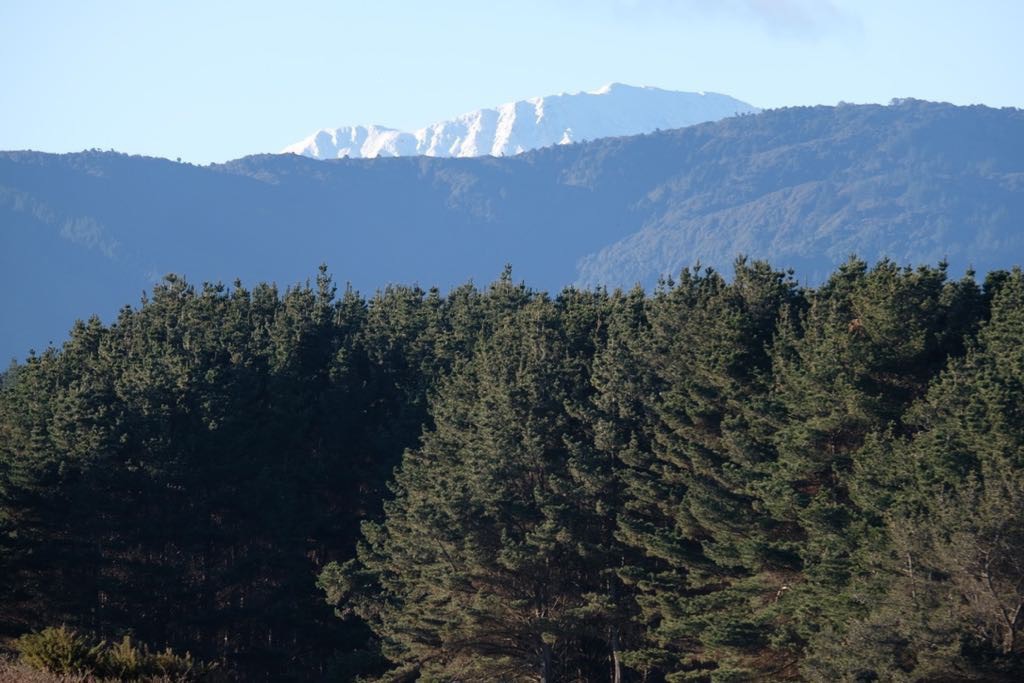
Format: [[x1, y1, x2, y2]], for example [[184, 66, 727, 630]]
[[1, 0, 1021, 164]]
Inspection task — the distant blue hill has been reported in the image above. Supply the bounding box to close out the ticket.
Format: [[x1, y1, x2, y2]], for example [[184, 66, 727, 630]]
[[2, 99, 1023, 362]]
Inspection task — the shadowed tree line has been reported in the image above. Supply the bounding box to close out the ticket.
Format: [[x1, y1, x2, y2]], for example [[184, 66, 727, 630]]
[[3, 259, 1024, 681]]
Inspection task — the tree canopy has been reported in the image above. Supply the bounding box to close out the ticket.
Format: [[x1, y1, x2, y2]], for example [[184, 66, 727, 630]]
[[3, 259, 1024, 681]]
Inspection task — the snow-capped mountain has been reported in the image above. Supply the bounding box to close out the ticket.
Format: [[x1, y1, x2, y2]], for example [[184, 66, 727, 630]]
[[282, 83, 758, 159]]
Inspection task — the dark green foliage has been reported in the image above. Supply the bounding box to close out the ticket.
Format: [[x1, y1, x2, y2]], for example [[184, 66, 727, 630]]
[[763, 260, 985, 657], [598, 260, 806, 680], [324, 258, 1022, 681], [0, 267, 468, 679], [802, 270, 1024, 682], [5, 260, 1024, 681], [321, 279, 630, 681]]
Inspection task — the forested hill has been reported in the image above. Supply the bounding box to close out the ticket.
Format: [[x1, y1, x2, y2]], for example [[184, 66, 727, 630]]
[[3, 99, 1024, 362], [4, 259, 1024, 681]]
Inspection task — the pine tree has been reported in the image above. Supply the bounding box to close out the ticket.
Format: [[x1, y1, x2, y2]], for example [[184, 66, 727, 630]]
[[806, 269, 1024, 681], [321, 284, 632, 681], [609, 260, 803, 681], [765, 260, 986, 679]]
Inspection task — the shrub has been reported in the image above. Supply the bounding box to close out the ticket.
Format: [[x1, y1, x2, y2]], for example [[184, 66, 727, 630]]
[[14, 627, 217, 681], [145, 646, 209, 680], [15, 626, 104, 676]]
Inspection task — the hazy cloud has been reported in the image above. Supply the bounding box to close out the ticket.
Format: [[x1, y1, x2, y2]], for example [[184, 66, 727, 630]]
[[740, 0, 852, 34], [604, 0, 859, 38]]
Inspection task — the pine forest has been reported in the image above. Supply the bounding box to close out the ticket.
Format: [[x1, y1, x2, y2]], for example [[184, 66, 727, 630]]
[[3, 258, 1024, 682]]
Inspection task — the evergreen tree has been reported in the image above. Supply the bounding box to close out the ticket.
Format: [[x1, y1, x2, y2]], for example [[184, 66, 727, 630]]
[[609, 260, 802, 681], [805, 269, 1024, 681], [322, 283, 632, 681], [765, 259, 985, 679], [3, 259, 1022, 682]]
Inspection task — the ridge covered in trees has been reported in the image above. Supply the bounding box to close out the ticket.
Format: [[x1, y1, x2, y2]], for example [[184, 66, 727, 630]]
[[5, 99, 1024, 363], [3, 259, 1024, 681]]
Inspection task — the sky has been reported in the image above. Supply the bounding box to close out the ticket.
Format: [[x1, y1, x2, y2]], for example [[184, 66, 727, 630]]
[[1, 0, 1021, 164]]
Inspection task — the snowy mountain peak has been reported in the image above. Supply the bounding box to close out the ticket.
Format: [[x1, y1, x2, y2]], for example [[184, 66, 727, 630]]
[[282, 85, 758, 160], [589, 82, 641, 94]]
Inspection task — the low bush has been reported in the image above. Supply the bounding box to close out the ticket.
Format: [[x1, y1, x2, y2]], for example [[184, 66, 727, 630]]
[[13, 627, 217, 681], [15, 627, 104, 676]]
